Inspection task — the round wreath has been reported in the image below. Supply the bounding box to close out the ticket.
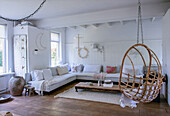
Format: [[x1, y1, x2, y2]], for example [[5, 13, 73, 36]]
[[78, 47, 89, 59]]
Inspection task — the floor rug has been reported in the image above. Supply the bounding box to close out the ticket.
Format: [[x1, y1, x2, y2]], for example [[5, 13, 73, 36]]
[[54, 87, 124, 106]]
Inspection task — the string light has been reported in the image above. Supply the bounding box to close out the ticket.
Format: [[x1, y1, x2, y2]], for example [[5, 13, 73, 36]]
[[0, 0, 46, 22]]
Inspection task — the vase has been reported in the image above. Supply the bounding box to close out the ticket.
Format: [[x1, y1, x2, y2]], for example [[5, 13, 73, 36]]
[[9, 76, 25, 96], [98, 80, 102, 86]]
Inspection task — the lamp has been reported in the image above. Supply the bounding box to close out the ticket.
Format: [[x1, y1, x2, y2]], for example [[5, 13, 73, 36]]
[[34, 49, 38, 55], [91, 43, 104, 53]]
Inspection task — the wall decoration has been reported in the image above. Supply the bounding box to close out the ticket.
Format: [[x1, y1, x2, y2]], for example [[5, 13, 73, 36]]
[[75, 34, 89, 59], [78, 47, 89, 59], [91, 43, 104, 53], [35, 33, 46, 51]]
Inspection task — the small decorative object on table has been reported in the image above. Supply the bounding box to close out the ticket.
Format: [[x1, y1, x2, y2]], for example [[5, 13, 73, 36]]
[[0, 94, 11, 103], [103, 80, 113, 87], [93, 72, 106, 86], [5, 112, 13, 116], [9, 76, 25, 96]]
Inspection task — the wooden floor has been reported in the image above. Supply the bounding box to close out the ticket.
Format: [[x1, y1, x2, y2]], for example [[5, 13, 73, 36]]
[[0, 81, 170, 116]]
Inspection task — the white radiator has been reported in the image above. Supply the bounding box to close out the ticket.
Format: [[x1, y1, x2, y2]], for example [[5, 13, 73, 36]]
[[0, 76, 7, 92]]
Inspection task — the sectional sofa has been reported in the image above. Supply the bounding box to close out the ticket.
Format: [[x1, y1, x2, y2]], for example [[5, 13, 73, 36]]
[[25, 64, 144, 94]]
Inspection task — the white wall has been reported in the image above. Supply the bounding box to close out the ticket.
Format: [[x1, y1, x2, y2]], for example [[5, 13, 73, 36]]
[[28, 26, 50, 71], [162, 9, 170, 105], [65, 19, 162, 71]]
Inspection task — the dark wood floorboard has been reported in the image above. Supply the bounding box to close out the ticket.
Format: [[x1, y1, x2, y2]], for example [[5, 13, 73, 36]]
[[0, 81, 169, 116]]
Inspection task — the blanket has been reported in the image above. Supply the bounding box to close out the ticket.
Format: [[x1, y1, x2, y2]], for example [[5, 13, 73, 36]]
[[28, 80, 45, 95]]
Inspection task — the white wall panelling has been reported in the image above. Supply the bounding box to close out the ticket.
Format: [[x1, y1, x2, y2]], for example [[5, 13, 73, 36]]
[[162, 9, 170, 105], [66, 19, 162, 72]]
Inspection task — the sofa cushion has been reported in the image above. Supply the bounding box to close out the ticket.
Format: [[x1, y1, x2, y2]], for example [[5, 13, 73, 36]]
[[74, 72, 95, 77], [105, 73, 120, 78], [71, 64, 77, 72], [71, 64, 84, 72], [59, 63, 71, 71], [123, 65, 143, 75], [76, 64, 84, 72], [83, 64, 101, 73], [31, 71, 35, 81], [34, 70, 44, 81], [103, 65, 121, 73], [43, 69, 53, 80], [57, 66, 69, 75], [48, 67, 58, 76], [106, 66, 117, 73]]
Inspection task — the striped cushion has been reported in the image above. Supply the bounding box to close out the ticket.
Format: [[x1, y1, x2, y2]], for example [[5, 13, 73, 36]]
[[57, 66, 69, 75]]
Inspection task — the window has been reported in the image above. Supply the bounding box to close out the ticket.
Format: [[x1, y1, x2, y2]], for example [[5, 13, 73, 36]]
[[51, 32, 60, 66], [0, 25, 6, 73]]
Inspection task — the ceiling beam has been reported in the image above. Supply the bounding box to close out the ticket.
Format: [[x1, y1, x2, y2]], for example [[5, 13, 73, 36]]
[[80, 25, 88, 28], [107, 22, 114, 26], [120, 21, 124, 25], [92, 24, 100, 28], [33, 2, 170, 29], [69, 26, 77, 29]]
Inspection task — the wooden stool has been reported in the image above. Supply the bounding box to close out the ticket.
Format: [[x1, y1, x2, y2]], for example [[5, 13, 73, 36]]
[[24, 85, 35, 96]]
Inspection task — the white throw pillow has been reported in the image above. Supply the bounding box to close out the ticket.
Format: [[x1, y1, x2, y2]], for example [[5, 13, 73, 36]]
[[71, 64, 77, 73], [57, 66, 69, 75], [83, 65, 101, 73], [34, 70, 44, 81], [43, 69, 53, 80]]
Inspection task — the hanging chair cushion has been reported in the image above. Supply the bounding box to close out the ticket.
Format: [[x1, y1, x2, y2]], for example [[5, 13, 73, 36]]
[[123, 81, 159, 102]]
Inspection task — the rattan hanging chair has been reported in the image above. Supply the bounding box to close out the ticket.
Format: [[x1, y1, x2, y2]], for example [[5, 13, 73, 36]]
[[119, 44, 164, 103]]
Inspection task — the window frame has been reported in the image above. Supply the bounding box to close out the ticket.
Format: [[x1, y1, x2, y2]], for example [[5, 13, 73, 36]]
[[0, 24, 7, 73], [50, 32, 61, 66]]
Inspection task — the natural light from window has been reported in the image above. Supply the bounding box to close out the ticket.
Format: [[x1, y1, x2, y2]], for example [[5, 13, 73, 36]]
[[51, 33, 60, 67], [0, 25, 6, 73]]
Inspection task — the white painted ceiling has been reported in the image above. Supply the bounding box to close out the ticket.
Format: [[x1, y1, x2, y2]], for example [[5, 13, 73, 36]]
[[0, 0, 170, 20]]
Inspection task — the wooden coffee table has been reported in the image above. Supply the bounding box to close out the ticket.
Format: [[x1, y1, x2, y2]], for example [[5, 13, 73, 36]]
[[75, 82, 120, 92]]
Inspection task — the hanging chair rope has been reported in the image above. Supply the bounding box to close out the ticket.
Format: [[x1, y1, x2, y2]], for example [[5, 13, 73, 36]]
[[137, 0, 144, 44], [0, 0, 46, 22]]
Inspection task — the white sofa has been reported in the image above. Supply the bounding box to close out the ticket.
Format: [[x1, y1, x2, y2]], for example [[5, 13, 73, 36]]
[[25, 72, 143, 93]]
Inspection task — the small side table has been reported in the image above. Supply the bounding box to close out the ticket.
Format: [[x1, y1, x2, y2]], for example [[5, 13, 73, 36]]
[[24, 85, 35, 96]]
